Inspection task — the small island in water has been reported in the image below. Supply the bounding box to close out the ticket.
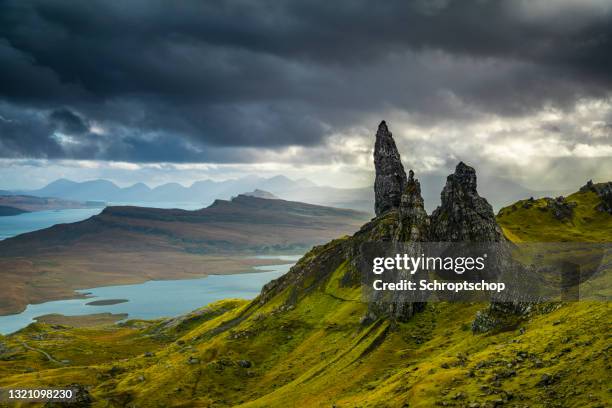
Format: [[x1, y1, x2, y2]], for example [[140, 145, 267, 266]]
[[34, 313, 128, 328], [85, 299, 129, 306]]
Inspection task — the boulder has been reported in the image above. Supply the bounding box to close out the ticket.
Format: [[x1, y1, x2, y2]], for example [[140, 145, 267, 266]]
[[580, 180, 612, 214], [237, 359, 252, 368], [545, 196, 576, 220]]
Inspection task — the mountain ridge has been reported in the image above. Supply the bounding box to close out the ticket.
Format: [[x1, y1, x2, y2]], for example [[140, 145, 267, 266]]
[[6, 174, 573, 214], [0, 195, 370, 315]]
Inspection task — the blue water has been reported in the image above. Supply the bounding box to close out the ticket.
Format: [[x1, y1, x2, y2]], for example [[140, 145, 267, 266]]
[[107, 201, 206, 210], [0, 208, 103, 240], [0, 260, 297, 335]]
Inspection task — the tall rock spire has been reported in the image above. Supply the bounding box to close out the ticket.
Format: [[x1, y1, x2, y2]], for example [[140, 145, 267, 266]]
[[374, 121, 407, 216]]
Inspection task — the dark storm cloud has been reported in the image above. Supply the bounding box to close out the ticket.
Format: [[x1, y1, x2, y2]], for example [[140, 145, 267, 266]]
[[0, 105, 63, 159], [49, 108, 89, 135], [0, 0, 611, 161]]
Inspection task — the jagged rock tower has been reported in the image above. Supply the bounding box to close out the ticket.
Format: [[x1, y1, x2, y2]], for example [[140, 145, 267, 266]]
[[429, 162, 503, 242], [367, 122, 508, 323], [372, 123, 501, 242], [367, 123, 428, 322], [397, 170, 429, 242], [262, 121, 513, 327], [374, 121, 407, 216]]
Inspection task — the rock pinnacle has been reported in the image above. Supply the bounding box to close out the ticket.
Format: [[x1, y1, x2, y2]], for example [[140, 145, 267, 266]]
[[374, 121, 407, 216]]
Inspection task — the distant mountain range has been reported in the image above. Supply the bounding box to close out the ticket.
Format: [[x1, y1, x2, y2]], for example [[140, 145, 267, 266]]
[[8, 175, 375, 211], [11, 175, 316, 204], [6, 174, 569, 213]]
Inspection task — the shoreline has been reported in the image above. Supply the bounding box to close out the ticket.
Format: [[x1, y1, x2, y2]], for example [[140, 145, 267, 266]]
[[0, 255, 296, 317], [34, 312, 129, 327]]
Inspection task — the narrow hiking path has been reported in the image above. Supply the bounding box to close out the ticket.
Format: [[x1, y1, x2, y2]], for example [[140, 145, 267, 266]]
[[20, 341, 65, 365]]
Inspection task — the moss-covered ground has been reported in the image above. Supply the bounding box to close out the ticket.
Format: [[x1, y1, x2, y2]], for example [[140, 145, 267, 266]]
[[497, 188, 612, 242]]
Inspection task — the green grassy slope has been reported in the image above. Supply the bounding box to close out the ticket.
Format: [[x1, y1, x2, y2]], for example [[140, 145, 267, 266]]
[[497, 187, 612, 242], [0, 187, 610, 407]]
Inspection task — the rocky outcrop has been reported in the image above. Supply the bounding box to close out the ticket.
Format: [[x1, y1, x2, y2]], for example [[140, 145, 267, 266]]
[[397, 170, 429, 242], [365, 168, 430, 323], [598, 186, 612, 214], [43, 383, 92, 407], [260, 122, 512, 327], [374, 121, 407, 216], [580, 180, 612, 214], [545, 196, 576, 220], [425, 163, 524, 333], [429, 162, 504, 242], [471, 300, 533, 333], [370, 126, 507, 323], [580, 179, 595, 193]]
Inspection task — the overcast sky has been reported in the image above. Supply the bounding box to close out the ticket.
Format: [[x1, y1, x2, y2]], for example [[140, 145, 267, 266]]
[[0, 0, 611, 190]]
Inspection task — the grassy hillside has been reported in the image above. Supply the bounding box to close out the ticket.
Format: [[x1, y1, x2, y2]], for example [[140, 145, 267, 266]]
[[497, 186, 612, 242], [0, 187, 609, 407]]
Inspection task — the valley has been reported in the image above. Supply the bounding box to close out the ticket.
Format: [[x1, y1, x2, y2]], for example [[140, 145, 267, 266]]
[[0, 195, 368, 315]]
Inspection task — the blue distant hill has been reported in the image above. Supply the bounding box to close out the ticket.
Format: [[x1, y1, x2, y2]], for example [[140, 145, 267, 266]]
[[8, 173, 569, 213]]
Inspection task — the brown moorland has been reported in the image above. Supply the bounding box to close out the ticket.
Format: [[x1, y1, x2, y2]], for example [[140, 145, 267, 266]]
[[0, 195, 370, 315]]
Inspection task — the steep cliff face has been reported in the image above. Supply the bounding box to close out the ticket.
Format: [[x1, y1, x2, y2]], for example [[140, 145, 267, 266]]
[[429, 162, 504, 242], [374, 121, 407, 216], [426, 162, 517, 332], [397, 170, 430, 242]]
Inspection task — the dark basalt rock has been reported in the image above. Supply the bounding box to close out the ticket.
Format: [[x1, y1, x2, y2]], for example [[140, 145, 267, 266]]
[[369, 125, 506, 323], [545, 196, 576, 220], [472, 302, 531, 333], [397, 170, 430, 242], [424, 163, 527, 333], [521, 197, 535, 209], [597, 185, 612, 214], [581, 180, 612, 214], [374, 121, 407, 216], [237, 359, 252, 368], [43, 384, 92, 407], [580, 179, 595, 192], [260, 122, 516, 328], [367, 169, 430, 322], [429, 162, 504, 242]]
